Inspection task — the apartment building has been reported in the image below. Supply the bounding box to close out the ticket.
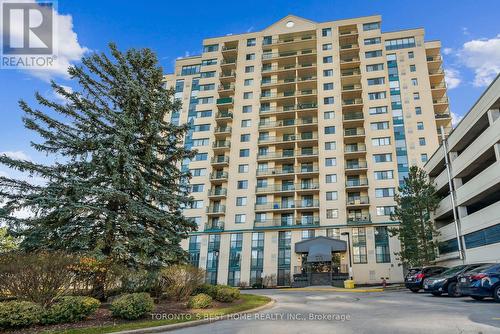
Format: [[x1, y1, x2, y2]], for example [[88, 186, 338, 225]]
[[165, 15, 451, 286], [425, 74, 500, 266]]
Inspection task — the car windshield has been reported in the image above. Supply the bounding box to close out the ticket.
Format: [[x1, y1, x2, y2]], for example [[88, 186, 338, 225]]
[[468, 264, 496, 274], [407, 268, 421, 276], [440, 265, 467, 276]]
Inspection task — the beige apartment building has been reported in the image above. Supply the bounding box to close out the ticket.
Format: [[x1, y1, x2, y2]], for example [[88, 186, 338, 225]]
[[165, 15, 452, 286], [425, 74, 500, 267]]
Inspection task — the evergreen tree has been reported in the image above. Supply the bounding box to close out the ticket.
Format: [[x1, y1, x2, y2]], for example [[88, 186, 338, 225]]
[[0, 43, 196, 297], [389, 166, 441, 267]]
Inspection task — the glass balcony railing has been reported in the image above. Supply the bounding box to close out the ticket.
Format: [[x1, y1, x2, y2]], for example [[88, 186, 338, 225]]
[[209, 171, 228, 180], [345, 161, 368, 170], [206, 205, 226, 214], [346, 179, 369, 187], [205, 221, 225, 231], [211, 156, 229, 164], [208, 188, 227, 196], [346, 196, 370, 205], [216, 97, 233, 105]]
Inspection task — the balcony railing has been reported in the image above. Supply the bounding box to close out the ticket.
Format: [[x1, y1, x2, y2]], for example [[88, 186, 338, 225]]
[[204, 221, 225, 231], [429, 68, 445, 75], [257, 151, 296, 160], [342, 84, 362, 91], [426, 55, 442, 62], [211, 156, 229, 164], [341, 70, 361, 77], [209, 171, 228, 180], [255, 200, 320, 211], [261, 76, 317, 86], [262, 35, 316, 45], [218, 84, 235, 91], [339, 30, 358, 36], [433, 97, 449, 104], [258, 134, 318, 144], [208, 188, 227, 197], [206, 206, 226, 214], [220, 59, 236, 65], [339, 44, 360, 50], [346, 196, 370, 205], [256, 166, 320, 176], [435, 113, 451, 119], [216, 97, 233, 105], [221, 45, 237, 52], [215, 111, 233, 119], [344, 128, 365, 136], [262, 49, 316, 60], [261, 63, 316, 73], [431, 83, 447, 90], [214, 126, 231, 134], [342, 98, 363, 106], [255, 183, 319, 193], [345, 161, 368, 170], [346, 179, 369, 187], [219, 71, 236, 78], [340, 57, 360, 64], [347, 215, 371, 224], [345, 144, 367, 153], [254, 217, 320, 228], [212, 141, 231, 149], [343, 112, 364, 121], [259, 103, 318, 114], [258, 118, 317, 129]]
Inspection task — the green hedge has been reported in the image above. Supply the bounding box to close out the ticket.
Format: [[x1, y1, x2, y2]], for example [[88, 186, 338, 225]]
[[193, 283, 217, 297], [41, 296, 100, 325], [110, 293, 154, 320], [187, 293, 212, 309], [0, 301, 43, 328], [214, 286, 240, 303]]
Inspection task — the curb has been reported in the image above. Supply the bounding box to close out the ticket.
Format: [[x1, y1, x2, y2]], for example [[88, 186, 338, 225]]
[[111, 298, 276, 334], [286, 287, 384, 293]]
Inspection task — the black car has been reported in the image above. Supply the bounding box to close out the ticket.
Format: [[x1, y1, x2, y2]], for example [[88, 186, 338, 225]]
[[423, 263, 489, 297], [457, 263, 500, 302], [405, 266, 448, 293]]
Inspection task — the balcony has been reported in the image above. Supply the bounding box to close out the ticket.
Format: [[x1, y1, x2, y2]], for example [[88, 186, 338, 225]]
[[433, 97, 450, 113], [216, 97, 233, 105], [342, 98, 363, 106], [218, 83, 235, 92], [428, 68, 445, 76], [208, 188, 227, 198], [339, 30, 358, 37], [262, 63, 316, 74], [206, 205, 226, 215], [254, 217, 320, 229], [255, 184, 297, 194], [347, 214, 371, 225], [296, 148, 319, 160], [209, 171, 228, 182], [214, 126, 231, 136], [345, 162, 368, 175], [204, 221, 225, 232], [256, 167, 296, 177], [211, 156, 229, 166], [343, 112, 364, 124], [257, 151, 296, 161], [255, 200, 319, 211], [219, 71, 236, 80], [345, 178, 369, 189], [435, 112, 451, 120], [344, 128, 365, 138], [220, 59, 237, 67], [212, 141, 231, 151], [344, 144, 367, 157], [346, 196, 370, 207], [340, 57, 361, 69], [221, 45, 237, 52], [262, 49, 316, 61], [215, 111, 233, 120], [259, 103, 318, 115], [339, 43, 360, 51], [341, 69, 361, 77], [262, 35, 316, 46], [426, 55, 442, 62], [342, 84, 362, 92]]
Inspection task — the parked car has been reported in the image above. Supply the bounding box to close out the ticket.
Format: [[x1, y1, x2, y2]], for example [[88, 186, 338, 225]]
[[457, 263, 500, 302], [423, 263, 490, 297], [405, 266, 448, 293]]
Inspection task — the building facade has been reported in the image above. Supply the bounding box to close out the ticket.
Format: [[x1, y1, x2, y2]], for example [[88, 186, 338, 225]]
[[165, 15, 452, 285], [425, 75, 500, 266]]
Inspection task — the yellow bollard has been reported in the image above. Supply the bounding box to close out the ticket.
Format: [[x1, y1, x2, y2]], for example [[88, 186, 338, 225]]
[[343, 280, 355, 289]]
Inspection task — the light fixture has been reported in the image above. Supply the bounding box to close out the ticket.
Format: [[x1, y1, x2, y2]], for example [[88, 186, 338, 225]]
[[286, 21, 295, 28]]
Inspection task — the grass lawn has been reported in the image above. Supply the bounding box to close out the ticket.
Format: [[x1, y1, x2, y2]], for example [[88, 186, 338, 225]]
[[41, 294, 271, 334]]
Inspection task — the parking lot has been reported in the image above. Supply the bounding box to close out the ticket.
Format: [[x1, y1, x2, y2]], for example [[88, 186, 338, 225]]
[[166, 288, 500, 334]]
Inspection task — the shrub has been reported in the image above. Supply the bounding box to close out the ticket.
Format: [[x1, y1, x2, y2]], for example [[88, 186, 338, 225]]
[[214, 286, 240, 303], [0, 301, 43, 328], [110, 293, 154, 320], [159, 264, 205, 301], [193, 283, 217, 297], [41, 296, 100, 325], [187, 293, 212, 309], [0, 251, 78, 306]]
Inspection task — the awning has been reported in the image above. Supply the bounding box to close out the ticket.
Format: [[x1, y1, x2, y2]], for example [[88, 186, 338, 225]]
[[295, 236, 347, 262]]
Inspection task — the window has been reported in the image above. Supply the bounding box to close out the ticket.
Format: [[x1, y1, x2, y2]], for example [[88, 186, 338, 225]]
[[200, 71, 215, 78], [411, 78, 418, 86], [189, 200, 203, 209], [193, 124, 210, 132], [376, 206, 395, 216], [242, 105, 252, 113], [417, 122, 424, 130], [324, 126, 335, 134], [375, 188, 395, 198], [241, 119, 251, 127], [181, 64, 200, 76], [326, 209, 339, 219], [236, 197, 247, 206], [247, 38, 256, 46], [191, 184, 204, 192], [372, 137, 391, 146], [363, 22, 380, 31], [374, 170, 394, 180], [464, 223, 500, 249], [323, 69, 333, 77], [239, 149, 250, 157], [419, 137, 426, 146], [352, 227, 367, 263], [235, 214, 246, 223], [192, 138, 209, 147], [237, 180, 248, 189], [367, 77, 385, 86], [324, 111, 335, 119], [243, 92, 253, 99], [322, 28, 332, 37], [410, 64, 416, 72], [326, 191, 338, 201], [421, 153, 428, 162], [375, 227, 391, 263], [175, 79, 184, 93], [244, 78, 254, 86], [203, 44, 218, 52], [364, 37, 381, 45], [190, 168, 207, 177], [322, 43, 332, 50], [413, 92, 420, 100], [255, 195, 267, 205], [366, 63, 384, 72], [415, 106, 422, 115], [369, 106, 388, 115], [262, 36, 272, 45], [324, 97, 334, 104], [246, 53, 255, 60], [238, 164, 248, 173], [370, 121, 389, 130], [193, 153, 208, 161], [373, 153, 392, 163], [408, 51, 414, 59], [240, 134, 250, 142], [199, 83, 215, 92], [325, 157, 337, 166], [385, 37, 416, 50], [198, 97, 213, 104], [326, 174, 337, 183], [325, 141, 336, 150], [196, 110, 212, 118], [323, 82, 334, 90], [201, 59, 217, 66], [323, 56, 333, 63], [302, 230, 315, 240], [365, 50, 383, 58], [368, 91, 386, 100]]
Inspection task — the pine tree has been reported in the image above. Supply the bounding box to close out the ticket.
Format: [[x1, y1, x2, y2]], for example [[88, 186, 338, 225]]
[[389, 166, 441, 268], [0, 43, 196, 297]]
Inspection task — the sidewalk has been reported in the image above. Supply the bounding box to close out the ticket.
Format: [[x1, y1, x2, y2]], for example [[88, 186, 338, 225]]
[[285, 284, 405, 293]]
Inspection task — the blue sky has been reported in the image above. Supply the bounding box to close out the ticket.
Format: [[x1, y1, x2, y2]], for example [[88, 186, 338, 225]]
[[0, 0, 499, 170]]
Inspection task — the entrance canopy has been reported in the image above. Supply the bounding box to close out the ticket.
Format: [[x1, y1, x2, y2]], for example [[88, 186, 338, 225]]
[[295, 236, 347, 262]]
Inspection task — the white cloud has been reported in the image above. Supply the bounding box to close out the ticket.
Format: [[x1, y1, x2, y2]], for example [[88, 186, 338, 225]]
[[0, 151, 31, 161], [444, 68, 461, 89], [6, 0, 89, 81], [442, 47, 453, 55], [459, 35, 500, 87], [451, 111, 463, 127], [462, 27, 470, 36]]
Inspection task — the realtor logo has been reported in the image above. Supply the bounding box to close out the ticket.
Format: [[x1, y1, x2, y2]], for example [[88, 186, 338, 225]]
[[1, 0, 56, 69]]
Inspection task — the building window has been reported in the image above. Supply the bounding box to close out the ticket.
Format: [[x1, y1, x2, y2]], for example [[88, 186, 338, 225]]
[[326, 191, 338, 201], [376, 206, 395, 216], [188, 235, 201, 267], [369, 106, 388, 115], [245, 66, 254, 73], [324, 111, 335, 119], [326, 174, 337, 183], [241, 119, 251, 127], [189, 200, 203, 209], [322, 28, 332, 37], [385, 37, 416, 50], [370, 121, 389, 130], [194, 153, 208, 161], [327, 228, 340, 237], [323, 69, 333, 77], [235, 214, 246, 224], [326, 209, 339, 219], [322, 43, 332, 50], [375, 188, 395, 198], [421, 153, 428, 162], [247, 38, 256, 46], [366, 63, 384, 72], [325, 141, 336, 150], [242, 105, 252, 113], [374, 170, 394, 180], [375, 227, 391, 263], [364, 37, 381, 45], [417, 122, 424, 130], [240, 134, 250, 142], [363, 22, 380, 31], [200, 71, 215, 78], [201, 59, 217, 66], [240, 149, 250, 157], [302, 230, 315, 239], [367, 77, 385, 86], [372, 137, 391, 146], [198, 97, 214, 105], [464, 223, 500, 249], [237, 180, 248, 189], [365, 50, 383, 58], [203, 44, 219, 52], [277, 231, 291, 286], [246, 53, 255, 60], [244, 78, 254, 86], [323, 56, 333, 63], [191, 184, 204, 192], [419, 137, 426, 146], [368, 91, 386, 100], [324, 126, 335, 134], [190, 168, 207, 177], [411, 78, 418, 86], [243, 92, 253, 100], [324, 97, 334, 104], [352, 228, 367, 263], [236, 197, 247, 206], [410, 64, 416, 72], [373, 153, 392, 163], [181, 64, 201, 76], [323, 82, 334, 90], [238, 164, 249, 173], [415, 106, 422, 115], [413, 92, 420, 100], [192, 138, 209, 146], [325, 157, 337, 166], [408, 51, 415, 59]]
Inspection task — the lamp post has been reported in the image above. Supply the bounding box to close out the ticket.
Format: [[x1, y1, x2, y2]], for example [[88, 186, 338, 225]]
[[341, 232, 353, 280]]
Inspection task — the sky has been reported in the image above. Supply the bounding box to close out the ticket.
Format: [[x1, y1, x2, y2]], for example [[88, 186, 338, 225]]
[[0, 0, 499, 175]]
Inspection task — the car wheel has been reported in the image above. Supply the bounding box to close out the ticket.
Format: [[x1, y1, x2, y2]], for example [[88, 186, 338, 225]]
[[494, 286, 500, 303], [471, 296, 484, 301], [410, 288, 420, 293], [447, 282, 461, 297], [431, 292, 442, 296]]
